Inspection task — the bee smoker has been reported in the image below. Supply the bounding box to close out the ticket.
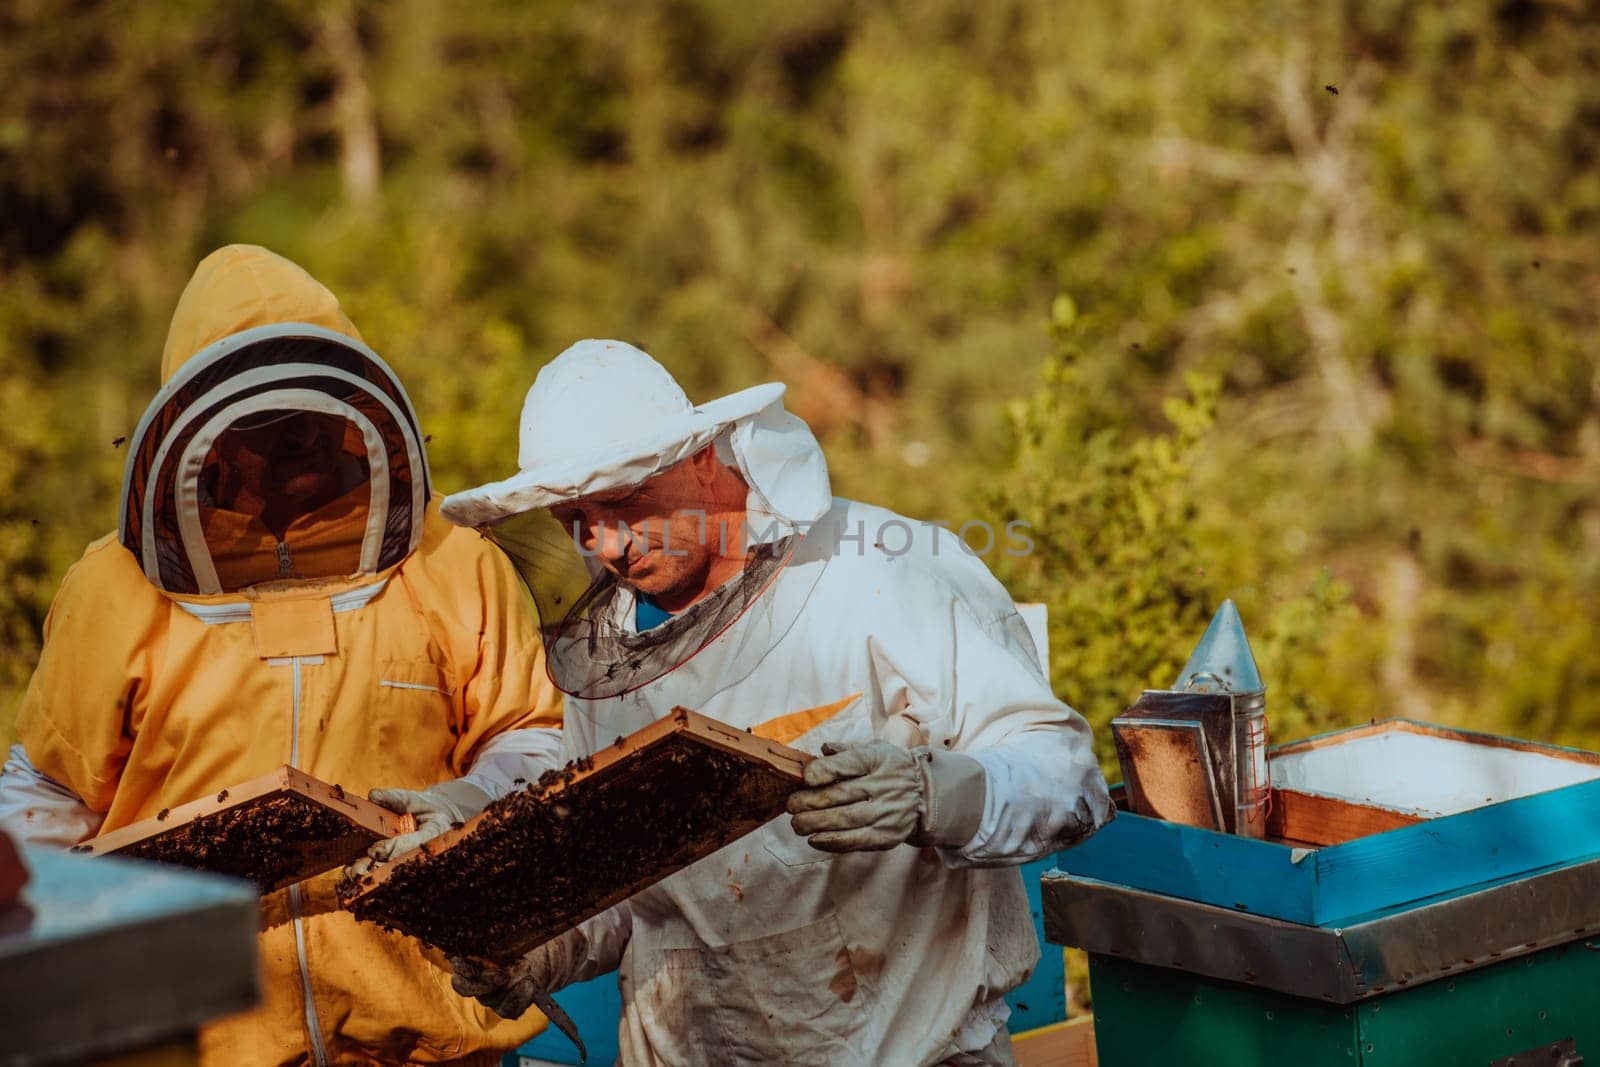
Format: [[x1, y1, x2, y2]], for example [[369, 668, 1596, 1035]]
[[1111, 599, 1271, 837]]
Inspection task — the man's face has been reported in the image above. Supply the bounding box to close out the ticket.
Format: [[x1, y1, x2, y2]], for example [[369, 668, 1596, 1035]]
[[549, 460, 728, 604], [214, 411, 348, 512]]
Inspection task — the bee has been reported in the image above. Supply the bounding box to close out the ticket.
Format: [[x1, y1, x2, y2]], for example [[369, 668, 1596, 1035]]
[[156, 807, 171, 821], [216, 789, 230, 803], [1324, 84, 1339, 95], [112, 436, 128, 448]]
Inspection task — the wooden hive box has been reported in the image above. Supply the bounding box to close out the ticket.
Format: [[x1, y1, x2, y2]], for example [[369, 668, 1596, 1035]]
[[75, 765, 414, 894], [1055, 719, 1600, 924], [340, 707, 812, 963], [2, 843, 260, 1062], [1045, 720, 1600, 1065]]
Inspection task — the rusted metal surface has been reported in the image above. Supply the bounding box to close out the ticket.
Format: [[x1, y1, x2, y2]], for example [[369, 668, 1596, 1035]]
[[1113, 599, 1272, 838], [1172, 599, 1271, 837], [1113, 691, 1236, 832], [1113, 714, 1225, 830]]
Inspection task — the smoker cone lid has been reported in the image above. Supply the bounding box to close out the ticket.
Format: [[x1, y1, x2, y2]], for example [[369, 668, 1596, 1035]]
[[1173, 599, 1265, 694]]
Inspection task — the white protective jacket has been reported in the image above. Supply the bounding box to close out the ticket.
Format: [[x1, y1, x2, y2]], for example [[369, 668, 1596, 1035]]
[[546, 498, 1114, 1066]]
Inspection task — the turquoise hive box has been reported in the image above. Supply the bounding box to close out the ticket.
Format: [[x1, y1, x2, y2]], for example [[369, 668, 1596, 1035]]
[[1045, 718, 1600, 1065], [1, 843, 259, 1062]]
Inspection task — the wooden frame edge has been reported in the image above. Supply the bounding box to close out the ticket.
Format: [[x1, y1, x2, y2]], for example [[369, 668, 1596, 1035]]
[[79, 765, 413, 858], [344, 708, 810, 906]]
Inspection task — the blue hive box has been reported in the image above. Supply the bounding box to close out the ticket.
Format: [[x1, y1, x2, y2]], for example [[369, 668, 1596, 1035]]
[[1043, 719, 1600, 1065]]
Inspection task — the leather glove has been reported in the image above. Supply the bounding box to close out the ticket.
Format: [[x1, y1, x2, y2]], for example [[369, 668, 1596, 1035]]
[[449, 939, 570, 1020], [786, 741, 987, 853], [345, 779, 492, 878]]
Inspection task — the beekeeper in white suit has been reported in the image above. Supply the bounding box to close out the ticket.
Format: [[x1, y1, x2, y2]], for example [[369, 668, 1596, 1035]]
[[438, 339, 1114, 1066]]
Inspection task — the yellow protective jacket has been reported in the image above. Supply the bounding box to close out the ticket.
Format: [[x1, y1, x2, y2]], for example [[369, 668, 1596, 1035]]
[[12, 246, 560, 1065]]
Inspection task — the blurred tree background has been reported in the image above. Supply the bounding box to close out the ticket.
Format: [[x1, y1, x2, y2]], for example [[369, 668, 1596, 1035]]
[[1, 0, 1597, 766]]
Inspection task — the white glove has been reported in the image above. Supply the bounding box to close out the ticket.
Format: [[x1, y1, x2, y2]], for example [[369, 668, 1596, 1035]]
[[786, 741, 987, 852], [450, 939, 570, 1020], [345, 779, 492, 877]]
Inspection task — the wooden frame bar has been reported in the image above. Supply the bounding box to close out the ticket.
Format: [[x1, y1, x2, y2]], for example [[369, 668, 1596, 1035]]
[[1269, 719, 1600, 766], [1266, 787, 1422, 847], [1012, 1016, 1097, 1067]]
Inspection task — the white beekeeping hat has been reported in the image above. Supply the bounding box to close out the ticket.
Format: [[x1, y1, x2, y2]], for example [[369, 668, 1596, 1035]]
[[441, 339, 830, 540]]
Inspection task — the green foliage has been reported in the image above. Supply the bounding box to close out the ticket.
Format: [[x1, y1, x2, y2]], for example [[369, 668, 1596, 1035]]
[[984, 307, 1220, 769], [986, 309, 1360, 771], [0, 364, 61, 706], [0, 0, 1596, 759]]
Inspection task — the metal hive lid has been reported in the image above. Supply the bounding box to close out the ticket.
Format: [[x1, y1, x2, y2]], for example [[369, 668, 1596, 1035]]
[[1173, 599, 1264, 695]]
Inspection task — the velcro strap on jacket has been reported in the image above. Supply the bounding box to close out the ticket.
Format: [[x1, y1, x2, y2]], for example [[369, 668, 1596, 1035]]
[[251, 597, 338, 659]]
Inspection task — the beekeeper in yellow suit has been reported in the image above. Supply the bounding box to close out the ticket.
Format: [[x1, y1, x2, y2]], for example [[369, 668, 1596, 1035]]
[[0, 245, 563, 1066]]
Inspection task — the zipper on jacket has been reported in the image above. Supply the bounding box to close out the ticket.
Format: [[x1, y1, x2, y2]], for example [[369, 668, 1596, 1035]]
[[288, 655, 331, 1067], [288, 883, 330, 1067], [277, 541, 292, 578]]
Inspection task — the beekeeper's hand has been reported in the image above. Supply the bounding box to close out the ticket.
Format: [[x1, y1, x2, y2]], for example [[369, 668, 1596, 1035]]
[[345, 780, 492, 877], [450, 940, 569, 1019], [786, 740, 987, 852]]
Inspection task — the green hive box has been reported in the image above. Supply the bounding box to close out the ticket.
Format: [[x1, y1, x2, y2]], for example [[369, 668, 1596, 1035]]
[[1045, 720, 1600, 1066], [1089, 944, 1595, 1066]]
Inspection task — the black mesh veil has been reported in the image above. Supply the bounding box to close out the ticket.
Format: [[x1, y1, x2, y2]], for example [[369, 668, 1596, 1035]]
[[478, 490, 805, 701], [119, 325, 429, 594]]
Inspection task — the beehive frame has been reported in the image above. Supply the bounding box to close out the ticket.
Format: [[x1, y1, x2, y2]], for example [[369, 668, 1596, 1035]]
[[76, 765, 415, 893], [341, 707, 811, 963]]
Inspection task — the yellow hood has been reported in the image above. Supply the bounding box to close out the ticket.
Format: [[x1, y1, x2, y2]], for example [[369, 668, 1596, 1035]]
[[122, 245, 431, 596], [160, 244, 364, 381]]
